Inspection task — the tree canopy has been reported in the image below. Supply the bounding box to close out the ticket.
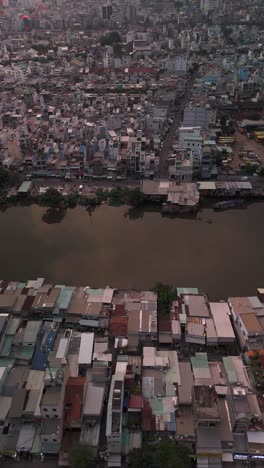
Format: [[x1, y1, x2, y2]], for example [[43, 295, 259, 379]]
[[100, 31, 122, 46], [126, 187, 145, 207], [0, 168, 21, 191], [151, 282, 177, 315], [69, 444, 95, 468], [40, 187, 64, 209], [0, 168, 9, 190], [128, 439, 192, 468]]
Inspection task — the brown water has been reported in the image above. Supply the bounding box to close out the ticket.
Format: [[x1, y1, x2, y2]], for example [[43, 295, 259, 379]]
[[0, 203, 263, 299]]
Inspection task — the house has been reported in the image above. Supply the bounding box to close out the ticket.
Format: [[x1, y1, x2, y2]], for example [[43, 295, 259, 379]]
[[78, 333, 94, 375], [23, 320, 42, 346], [40, 386, 62, 419], [63, 377, 86, 430], [106, 372, 126, 467], [40, 419, 61, 454], [81, 381, 105, 453], [209, 302, 235, 343], [228, 297, 264, 349], [183, 105, 216, 130], [193, 385, 221, 427], [127, 304, 157, 351]]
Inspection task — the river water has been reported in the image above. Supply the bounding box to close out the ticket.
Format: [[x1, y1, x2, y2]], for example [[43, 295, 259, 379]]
[[0, 203, 263, 299]]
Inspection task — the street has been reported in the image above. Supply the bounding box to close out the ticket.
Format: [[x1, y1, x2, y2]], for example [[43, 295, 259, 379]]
[[159, 74, 197, 177], [3, 461, 58, 468]]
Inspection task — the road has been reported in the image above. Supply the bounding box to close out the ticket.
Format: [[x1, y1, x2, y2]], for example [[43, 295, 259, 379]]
[[3, 461, 58, 468], [159, 74, 197, 177]]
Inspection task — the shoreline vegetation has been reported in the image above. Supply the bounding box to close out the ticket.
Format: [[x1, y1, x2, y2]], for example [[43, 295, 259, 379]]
[[0, 173, 148, 222], [0, 186, 146, 209], [0, 168, 261, 222]]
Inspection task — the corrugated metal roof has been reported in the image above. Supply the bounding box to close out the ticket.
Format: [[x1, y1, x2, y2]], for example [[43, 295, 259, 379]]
[[23, 321, 41, 345], [56, 286, 75, 310], [248, 296, 262, 309], [102, 288, 114, 304], [0, 396, 12, 420], [56, 337, 69, 359], [6, 318, 20, 336], [79, 319, 99, 328], [16, 346, 34, 361], [177, 287, 199, 295], [223, 356, 237, 384], [18, 181, 32, 193], [191, 353, 208, 368], [78, 333, 94, 365], [198, 181, 216, 190], [16, 424, 36, 451], [0, 336, 13, 357]]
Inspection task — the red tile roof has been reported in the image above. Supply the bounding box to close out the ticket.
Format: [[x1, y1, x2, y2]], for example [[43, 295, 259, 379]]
[[128, 394, 143, 410], [111, 304, 126, 317], [109, 316, 128, 337], [142, 399, 155, 432], [159, 318, 171, 333], [64, 377, 86, 427]]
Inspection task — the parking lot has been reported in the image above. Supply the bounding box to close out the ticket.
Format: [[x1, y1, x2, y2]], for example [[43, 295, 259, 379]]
[[232, 130, 264, 170]]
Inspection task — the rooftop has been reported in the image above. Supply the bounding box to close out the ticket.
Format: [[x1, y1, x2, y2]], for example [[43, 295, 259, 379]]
[[193, 386, 220, 421]]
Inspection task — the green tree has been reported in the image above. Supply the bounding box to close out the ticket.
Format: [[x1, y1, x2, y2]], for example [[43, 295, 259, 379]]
[[220, 115, 228, 128], [174, 1, 183, 10], [151, 282, 177, 315], [128, 440, 192, 468], [0, 168, 21, 191], [0, 168, 9, 189], [69, 444, 95, 468], [96, 188, 108, 203], [100, 31, 122, 46], [126, 187, 145, 207], [66, 191, 79, 208], [40, 187, 64, 209], [156, 439, 192, 468], [128, 445, 153, 468]]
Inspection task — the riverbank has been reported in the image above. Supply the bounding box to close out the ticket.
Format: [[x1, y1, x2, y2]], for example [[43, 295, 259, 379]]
[[0, 186, 145, 211], [2, 169, 264, 216], [1, 185, 264, 218]]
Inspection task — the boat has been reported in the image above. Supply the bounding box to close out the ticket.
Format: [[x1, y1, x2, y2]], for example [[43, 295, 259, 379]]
[[214, 199, 245, 211]]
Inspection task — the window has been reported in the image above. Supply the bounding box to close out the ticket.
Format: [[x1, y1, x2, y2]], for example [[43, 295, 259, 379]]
[[43, 438, 48, 442], [52, 408, 57, 412], [54, 415, 58, 418], [45, 415, 49, 418], [43, 408, 48, 412], [52, 439, 57, 442]]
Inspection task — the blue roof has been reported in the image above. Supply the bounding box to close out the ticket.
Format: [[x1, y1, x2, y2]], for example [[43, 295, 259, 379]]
[[31, 330, 47, 371], [167, 422, 176, 431], [45, 330, 57, 353]]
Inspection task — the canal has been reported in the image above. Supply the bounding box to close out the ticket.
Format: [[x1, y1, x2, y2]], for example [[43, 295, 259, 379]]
[[0, 203, 263, 299]]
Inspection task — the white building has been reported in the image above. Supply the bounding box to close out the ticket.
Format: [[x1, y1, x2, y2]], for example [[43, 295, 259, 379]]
[[106, 359, 127, 467], [183, 105, 216, 130], [179, 127, 203, 154], [209, 302, 235, 343], [78, 333, 95, 373], [200, 0, 222, 13], [40, 386, 62, 418], [103, 46, 114, 68], [165, 55, 188, 75]]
